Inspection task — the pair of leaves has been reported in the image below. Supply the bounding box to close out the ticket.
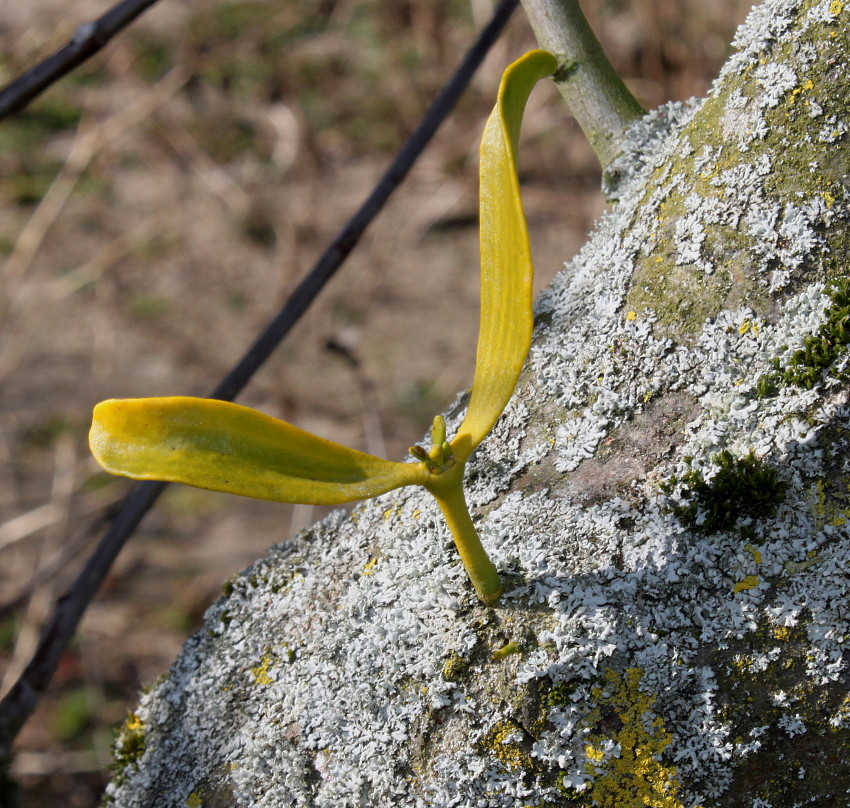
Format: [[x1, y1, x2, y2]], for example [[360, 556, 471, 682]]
[[90, 50, 556, 516]]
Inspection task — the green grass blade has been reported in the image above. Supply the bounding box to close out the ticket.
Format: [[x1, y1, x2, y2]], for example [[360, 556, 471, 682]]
[[90, 397, 425, 504], [452, 50, 556, 462]]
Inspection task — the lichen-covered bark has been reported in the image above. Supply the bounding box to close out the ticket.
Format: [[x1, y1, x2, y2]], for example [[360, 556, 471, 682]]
[[107, 1, 850, 806], [623, 0, 849, 342]]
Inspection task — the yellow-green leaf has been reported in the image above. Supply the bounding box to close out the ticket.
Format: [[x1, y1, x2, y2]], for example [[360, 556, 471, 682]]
[[90, 397, 425, 504], [451, 49, 556, 462]]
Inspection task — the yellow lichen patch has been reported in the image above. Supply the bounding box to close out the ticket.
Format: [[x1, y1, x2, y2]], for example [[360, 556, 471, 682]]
[[744, 543, 763, 564], [585, 743, 606, 765], [576, 668, 700, 808], [788, 79, 815, 106], [626, 310, 637, 321], [829, 0, 843, 16], [441, 653, 468, 682], [250, 653, 275, 686], [185, 791, 203, 807], [113, 711, 147, 771], [772, 625, 793, 641], [831, 694, 850, 729], [480, 719, 533, 771], [362, 557, 379, 576], [733, 575, 760, 593], [125, 713, 143, 732], [808, 478, 850, 531], [731, 654, 755, 673]]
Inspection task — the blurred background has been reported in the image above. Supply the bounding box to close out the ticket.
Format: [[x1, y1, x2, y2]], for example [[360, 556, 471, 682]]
[[0, 0, 751, 804]]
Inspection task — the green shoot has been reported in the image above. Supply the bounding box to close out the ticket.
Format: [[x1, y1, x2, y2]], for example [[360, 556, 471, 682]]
[[89, 50, 557, 605]]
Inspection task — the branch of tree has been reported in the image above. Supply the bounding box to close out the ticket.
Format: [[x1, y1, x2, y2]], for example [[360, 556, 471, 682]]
[[521, 0, 644, 171], [0, 0, 164, 121]]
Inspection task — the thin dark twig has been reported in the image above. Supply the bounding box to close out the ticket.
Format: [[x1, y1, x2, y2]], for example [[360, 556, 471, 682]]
[[0, 0, 163, 121], [0, 0, 520, 762]]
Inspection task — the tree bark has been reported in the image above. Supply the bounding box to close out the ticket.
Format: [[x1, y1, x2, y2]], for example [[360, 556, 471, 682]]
[[103, 1, 850, 805]]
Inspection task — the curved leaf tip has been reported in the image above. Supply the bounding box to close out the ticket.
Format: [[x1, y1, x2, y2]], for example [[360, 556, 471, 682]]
[[452, 50, 556, 461]]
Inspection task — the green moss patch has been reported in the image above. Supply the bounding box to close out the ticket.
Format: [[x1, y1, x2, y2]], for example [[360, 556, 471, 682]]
[[757, 278, 850, 396], [109, 711, 147, 792], [664, 450, 788, 536]]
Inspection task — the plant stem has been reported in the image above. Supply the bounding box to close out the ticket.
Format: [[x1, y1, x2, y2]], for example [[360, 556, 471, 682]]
[[520, 0, 644, 171], [424, 466, 503, 605]]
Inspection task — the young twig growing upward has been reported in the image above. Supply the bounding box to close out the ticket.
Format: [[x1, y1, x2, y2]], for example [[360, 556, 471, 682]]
[[89, 51, 557, 606], [520, 0, 644, 171]]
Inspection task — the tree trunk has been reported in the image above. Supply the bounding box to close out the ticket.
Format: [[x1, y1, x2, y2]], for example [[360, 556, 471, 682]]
[[105, 0, 850, 805]]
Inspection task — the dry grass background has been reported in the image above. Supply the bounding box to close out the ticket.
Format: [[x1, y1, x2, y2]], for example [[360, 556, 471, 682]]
[[0, 0, 751, 804]]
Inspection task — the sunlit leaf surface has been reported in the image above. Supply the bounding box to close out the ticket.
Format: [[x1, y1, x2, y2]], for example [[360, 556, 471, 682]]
[[91, 397, 424, 504], [452, 49, 556, 462]]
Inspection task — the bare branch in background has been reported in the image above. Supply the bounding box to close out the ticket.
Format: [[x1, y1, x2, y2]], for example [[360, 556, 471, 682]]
[[0, 0, 164, 121]]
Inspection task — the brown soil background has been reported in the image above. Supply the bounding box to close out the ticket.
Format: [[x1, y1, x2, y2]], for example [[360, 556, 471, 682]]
[[0, 1, 751, 804]]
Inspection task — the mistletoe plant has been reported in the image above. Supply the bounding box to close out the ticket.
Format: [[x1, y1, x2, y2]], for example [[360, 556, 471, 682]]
[[89, 50, 557, 605]]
